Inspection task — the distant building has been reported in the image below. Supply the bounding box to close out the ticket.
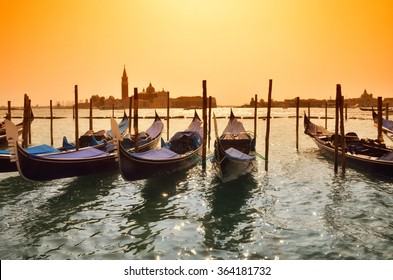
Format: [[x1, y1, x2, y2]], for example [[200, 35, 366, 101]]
[[121, 66, 129, 101], [121, 68, 216, 108], [171, 96, 217, 108], [132, 83, 217, 109], [137, 82, 169, 108], [357, 89, 376, 107]]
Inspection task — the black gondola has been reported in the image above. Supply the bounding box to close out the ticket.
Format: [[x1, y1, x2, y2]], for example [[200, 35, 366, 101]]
[[112, 111, 203, 181], [211, 110, 256, 183], [0, 110, 34, 149], [5, 114, 163, 181], [60, 111, 129, 151], [0, 144, 60, 173], [0, 113, 133, 174], [304, 113, 393, 178]]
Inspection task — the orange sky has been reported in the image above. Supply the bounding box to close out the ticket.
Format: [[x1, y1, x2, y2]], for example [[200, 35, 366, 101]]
[[1, 0, 392, 106]]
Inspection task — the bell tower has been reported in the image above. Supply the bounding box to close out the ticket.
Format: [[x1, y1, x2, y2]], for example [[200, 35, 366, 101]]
[[121, 66, 129, 101]]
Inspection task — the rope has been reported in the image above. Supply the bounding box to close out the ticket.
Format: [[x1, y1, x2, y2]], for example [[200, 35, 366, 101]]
[[254, 151, 267, 161]]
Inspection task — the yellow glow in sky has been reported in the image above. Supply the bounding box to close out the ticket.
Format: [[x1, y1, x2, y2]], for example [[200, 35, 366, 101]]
[[1, 0, 392, 106]]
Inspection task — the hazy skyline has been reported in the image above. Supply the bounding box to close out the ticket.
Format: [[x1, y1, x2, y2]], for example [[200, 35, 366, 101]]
[[1, 0, 392, 106]]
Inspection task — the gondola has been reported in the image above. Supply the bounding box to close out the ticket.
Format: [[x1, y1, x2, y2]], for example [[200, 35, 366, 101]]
[[0, 144, 60, 173], [304, 113, 393, 178], [211, 110, 256, 183], [0, 121, 22, 150], [4, 113, 163, 181], [372, 108, 393, 142], [112, 111, 203, 181], [61, 111, 129, 151], [0, 113, 134, 174], [361, 107, 393, 112], [0, 110, 34, 149]]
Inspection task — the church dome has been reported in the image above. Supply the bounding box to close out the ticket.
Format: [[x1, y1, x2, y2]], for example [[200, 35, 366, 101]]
[[146, 82, 155, 94]]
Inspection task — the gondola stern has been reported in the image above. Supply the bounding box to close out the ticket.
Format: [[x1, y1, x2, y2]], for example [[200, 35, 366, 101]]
[[121, 110, 128, 122], [229, 108, 236, 120], [110, 117, 122, 162], [193, 110, 201, 122], [5, 121, 35, 181], [154, 110, 161, 122]]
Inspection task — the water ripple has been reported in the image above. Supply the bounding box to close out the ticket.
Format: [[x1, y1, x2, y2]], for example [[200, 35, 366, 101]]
[[1, 109, 393, 259]]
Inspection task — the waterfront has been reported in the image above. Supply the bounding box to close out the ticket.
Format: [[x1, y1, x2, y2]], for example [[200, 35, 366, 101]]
[[0, 107, 392, 259]]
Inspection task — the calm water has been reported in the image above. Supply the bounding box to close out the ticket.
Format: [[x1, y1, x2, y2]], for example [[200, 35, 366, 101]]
[[0, 107, 392, 260]]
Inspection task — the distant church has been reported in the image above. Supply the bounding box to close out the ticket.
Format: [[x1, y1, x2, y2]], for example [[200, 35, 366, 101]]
[[139, 82, 170, 108], [120, 66, 216, 108], [120, 66, 168, 108]]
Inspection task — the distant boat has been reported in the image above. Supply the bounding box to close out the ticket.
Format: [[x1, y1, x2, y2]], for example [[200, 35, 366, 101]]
[[360, 107, 393, 112], [359, 107, 373, 111], [304, 113, 393, 178], [4, 115, 163, 181], [113, 111, 203, 181], [211, 109, 256, 183]]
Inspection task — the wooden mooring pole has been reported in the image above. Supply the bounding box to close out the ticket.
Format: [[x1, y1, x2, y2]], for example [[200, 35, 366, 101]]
[[254, 94, 257, 144], [22, 94, 29, 148], [333, 84, 346, 174], [89, 98, 93, 131], [50, 100, 54, 146], [208, 96, 212, 149], [128, 96, 132, 134], [340, 94, 346, 174], [134, 88, 139, 152], [7, 101, 11, 120], [265, 79, 272, 172], [202, 80, 207, 170], [334, 85, 339, 174], [167, 92, 170, 141], [296, 97, 299, 151], [74, 85, 79, 150], [28, 99, 32, 145], [325, 101, 328, 129], [377, 97, 383, 143]]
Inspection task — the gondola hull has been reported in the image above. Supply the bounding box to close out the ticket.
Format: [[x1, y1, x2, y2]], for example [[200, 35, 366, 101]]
[[212, 148, 256, 183], [304, 114, 393, 179], [0, 154, 16, 172], [15, 145, 118, 181], [5, 115, 163, 180], [310, 136, 393, 178], [13, 132, 162, 181], [115, 111, 203, 181], [212, 110, 256, 183], [1, 144, 62, 173], [118, 145, 202, 181]]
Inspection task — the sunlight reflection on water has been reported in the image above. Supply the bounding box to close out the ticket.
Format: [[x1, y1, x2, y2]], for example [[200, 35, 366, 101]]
[[0, 107, 392, 259]]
